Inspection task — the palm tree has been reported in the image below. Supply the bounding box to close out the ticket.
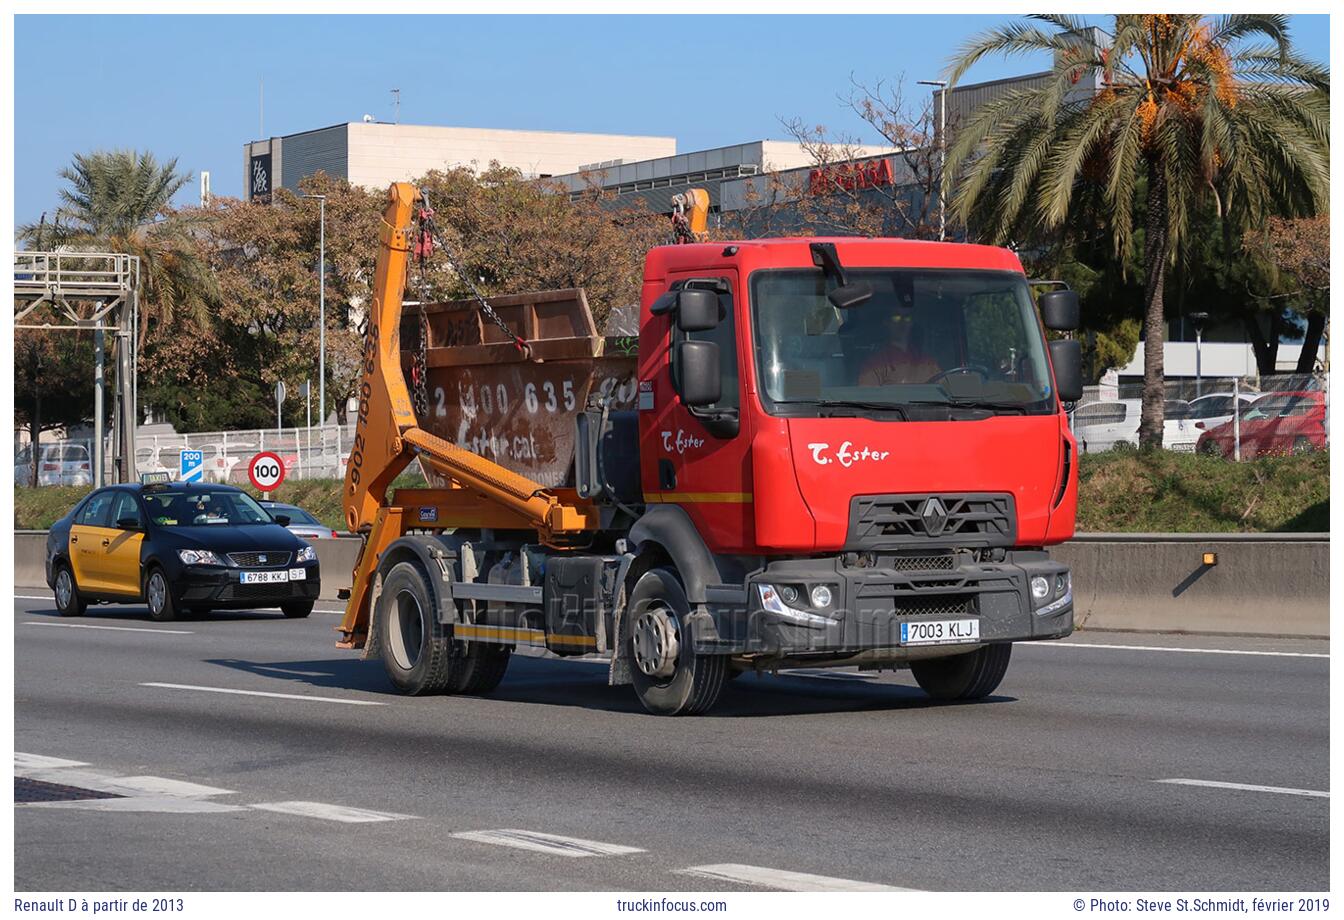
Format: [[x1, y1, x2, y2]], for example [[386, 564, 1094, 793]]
[[19, 150, 217, 331], [944, 14, 1328, 447]]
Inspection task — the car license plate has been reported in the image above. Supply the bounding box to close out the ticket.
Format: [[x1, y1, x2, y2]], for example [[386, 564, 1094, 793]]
[[288, 568, 306, 581], [901, 619, 979, 646], [240, 570, 289, 584]]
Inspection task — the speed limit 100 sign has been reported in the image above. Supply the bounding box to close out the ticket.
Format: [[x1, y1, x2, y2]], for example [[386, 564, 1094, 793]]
[[248, 451, 286, 492]]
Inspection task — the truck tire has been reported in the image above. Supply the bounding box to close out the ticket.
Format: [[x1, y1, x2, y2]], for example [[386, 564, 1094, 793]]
[[376, 561, 460, 695], [53, 564, 86, 618], [625, 566, 728, 716], [453, 644, 512, 695], [910, 643, 1012, 701]]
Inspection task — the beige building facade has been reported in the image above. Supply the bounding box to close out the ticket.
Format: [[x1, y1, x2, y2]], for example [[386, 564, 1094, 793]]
[[243, 122, 676, 201]]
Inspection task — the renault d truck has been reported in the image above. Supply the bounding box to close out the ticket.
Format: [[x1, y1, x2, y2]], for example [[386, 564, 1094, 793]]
[[335, 182, 1083, 715]]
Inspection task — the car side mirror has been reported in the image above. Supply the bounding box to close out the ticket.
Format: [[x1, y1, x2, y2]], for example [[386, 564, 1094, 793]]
[[1049, 339, 1084, 403], [116, 516, 142, 530], [675, 289, 721, 332], [676, 340, 721, 407], [273, 514, 291, 527], [1039, 290, 1080, 332]]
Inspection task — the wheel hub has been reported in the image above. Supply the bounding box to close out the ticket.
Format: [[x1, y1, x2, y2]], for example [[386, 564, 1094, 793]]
[[55, 571, 71, 607], [632, 608, 679, 678]]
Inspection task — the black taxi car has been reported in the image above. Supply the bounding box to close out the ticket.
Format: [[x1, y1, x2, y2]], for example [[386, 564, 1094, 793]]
[[45, 480, 321, 621]]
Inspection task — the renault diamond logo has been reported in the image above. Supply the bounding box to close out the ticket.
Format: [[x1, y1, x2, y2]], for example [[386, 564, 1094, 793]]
[[920, 498, 949, 537]]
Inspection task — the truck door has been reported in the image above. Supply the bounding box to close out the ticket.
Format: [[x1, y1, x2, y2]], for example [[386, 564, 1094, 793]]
[[69, 490, 116, 592], [103, 491, 147, 598], [653, 270, 753, 550]]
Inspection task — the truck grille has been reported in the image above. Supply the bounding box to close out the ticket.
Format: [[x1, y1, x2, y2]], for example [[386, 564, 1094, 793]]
[[847, 493, 1015, 549], [889, 553, 956, 572], [227, 551, 291, 568]]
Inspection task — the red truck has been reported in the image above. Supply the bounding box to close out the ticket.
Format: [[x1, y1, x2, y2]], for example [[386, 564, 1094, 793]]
[[337, 183, 1083, 715]]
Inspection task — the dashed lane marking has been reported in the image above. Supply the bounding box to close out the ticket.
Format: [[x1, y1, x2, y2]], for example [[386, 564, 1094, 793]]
[[1155, 778, 1328, 798], [249, 801, 415, 823], [1025, 641, 1326, 659], [15, 753, 88, 772], [24, 622, 192, 635], [678, 864, 913, 892], [452, 829, 646, 857], [140, 682, 385, 706]]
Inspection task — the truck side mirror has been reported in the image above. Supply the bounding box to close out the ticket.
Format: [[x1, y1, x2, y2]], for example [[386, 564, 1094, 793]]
[[1048, 339, 1084, 403], [675, 289, 721, 332], [1039, 290, 1080, 331], [675, 340, 721, 407]]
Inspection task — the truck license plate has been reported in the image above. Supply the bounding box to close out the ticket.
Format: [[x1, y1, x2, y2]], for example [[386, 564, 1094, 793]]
[[901, 619, 979, 646], [240, 570, 289, 584]]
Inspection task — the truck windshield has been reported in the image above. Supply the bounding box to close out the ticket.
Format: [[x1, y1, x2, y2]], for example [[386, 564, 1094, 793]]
[[751, 268, 1055, 416]]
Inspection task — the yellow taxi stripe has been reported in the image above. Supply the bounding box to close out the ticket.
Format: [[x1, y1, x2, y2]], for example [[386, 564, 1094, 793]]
[[644, 492, 754, 504]]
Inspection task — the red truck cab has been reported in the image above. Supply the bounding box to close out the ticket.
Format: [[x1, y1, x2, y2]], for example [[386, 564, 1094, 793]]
[[623, 237, 1080, 702]]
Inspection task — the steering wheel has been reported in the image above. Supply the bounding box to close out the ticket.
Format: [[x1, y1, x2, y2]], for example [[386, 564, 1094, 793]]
[[928, 365, 991, 385]]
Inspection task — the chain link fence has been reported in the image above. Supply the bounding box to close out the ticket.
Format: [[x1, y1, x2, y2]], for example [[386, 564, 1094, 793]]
[[14, 425, 357, 488], [1070, 372, 1329, 459]]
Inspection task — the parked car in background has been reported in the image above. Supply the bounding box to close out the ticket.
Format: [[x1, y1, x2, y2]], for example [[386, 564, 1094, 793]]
[[1196, 390, 1326, 458], [1186, 392, 1254, 434], [1072, 399, 1195, 452], [257, 500, 339, 540], [14, 444, 94, 487]]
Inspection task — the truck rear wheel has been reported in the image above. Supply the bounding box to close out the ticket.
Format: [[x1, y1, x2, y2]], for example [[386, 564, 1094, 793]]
[[451, 644, 512, 695], [626, 566, 728, 716], [377, 561, 460, 695], [910, 643, 1012, 701]]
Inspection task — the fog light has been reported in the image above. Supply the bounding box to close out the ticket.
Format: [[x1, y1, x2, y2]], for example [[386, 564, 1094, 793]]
[[810, 585, 833, 608], [780, 585, 800, 605], [1030, 576, 1051, 601]]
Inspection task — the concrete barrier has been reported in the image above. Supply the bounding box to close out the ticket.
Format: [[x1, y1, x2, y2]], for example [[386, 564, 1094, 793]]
[[13, 531, 1328, 637]]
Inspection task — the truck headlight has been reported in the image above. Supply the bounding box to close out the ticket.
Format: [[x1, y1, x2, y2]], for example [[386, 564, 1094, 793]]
[[296, 545, 317, 563], [178, 549, 223, 566], [810, 585, 833, 608], [1030, 576, 1051, 601], [758, 583, 833, 629]]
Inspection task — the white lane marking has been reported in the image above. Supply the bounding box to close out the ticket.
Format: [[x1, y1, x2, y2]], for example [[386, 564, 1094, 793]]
[[678, 864, 912, 892], [23, 796, 246, 815], [15, 595, 54, 601], [17, 767, 234, 799], [15, 753, 88, 772], [24, 621, 192, 635], [109, 776, 236, 798], [250, 801, 414, 823], [452, 829, 645, 857], [140, 682, 384, 706], [1156, 778, 1328, 799], [1027, 641, 1327, 659]]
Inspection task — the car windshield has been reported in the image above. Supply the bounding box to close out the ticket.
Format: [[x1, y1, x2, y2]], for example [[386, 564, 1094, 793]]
[[751, 268, 1054, 416], [143, 489, 273, 527], [270, 504, 319, 525]]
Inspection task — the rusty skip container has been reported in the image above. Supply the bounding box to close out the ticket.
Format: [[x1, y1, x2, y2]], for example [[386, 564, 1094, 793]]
[[400, 289, 639, 489]]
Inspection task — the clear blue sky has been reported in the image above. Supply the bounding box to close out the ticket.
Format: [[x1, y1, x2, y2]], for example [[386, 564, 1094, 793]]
[[14, 13, 1329, 226]]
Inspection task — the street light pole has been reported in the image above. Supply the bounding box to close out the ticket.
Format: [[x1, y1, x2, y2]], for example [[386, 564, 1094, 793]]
[[918, 79, 948, 242], [302, 194, 327, 426], [1190, 312, 1209, 399]]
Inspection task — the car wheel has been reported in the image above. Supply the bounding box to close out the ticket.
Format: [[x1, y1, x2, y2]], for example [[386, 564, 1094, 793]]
[[281, 600, 314, 619], [145, 568, 178, 622], [53, 564, 86, 618]]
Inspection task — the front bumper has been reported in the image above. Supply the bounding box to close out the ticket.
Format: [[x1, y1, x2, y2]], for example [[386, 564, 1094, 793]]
[[694, 550, 1071, 659], [171, 561, 321, 609]]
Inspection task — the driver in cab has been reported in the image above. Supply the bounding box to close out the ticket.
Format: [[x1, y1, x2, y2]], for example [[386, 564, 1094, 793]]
[[844, 294, 940, 386]]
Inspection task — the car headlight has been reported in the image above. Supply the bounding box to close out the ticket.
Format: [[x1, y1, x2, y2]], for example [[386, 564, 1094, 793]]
[[296, 545, 317, 563], [178, 549, 223, 566]]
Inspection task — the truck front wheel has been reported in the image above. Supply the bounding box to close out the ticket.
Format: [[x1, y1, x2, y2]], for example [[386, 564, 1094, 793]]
[[626, 567, 728, 716], [910, 643, 1012, 701], [377, 561, 460, 695]]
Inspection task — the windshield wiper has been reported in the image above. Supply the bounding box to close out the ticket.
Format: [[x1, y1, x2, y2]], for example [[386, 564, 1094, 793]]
[[908, 399, 1028, 415], [777, 398, 909, 420]]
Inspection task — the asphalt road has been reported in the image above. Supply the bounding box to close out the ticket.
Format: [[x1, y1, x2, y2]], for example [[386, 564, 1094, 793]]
[[13, 590, 1329, 892]]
